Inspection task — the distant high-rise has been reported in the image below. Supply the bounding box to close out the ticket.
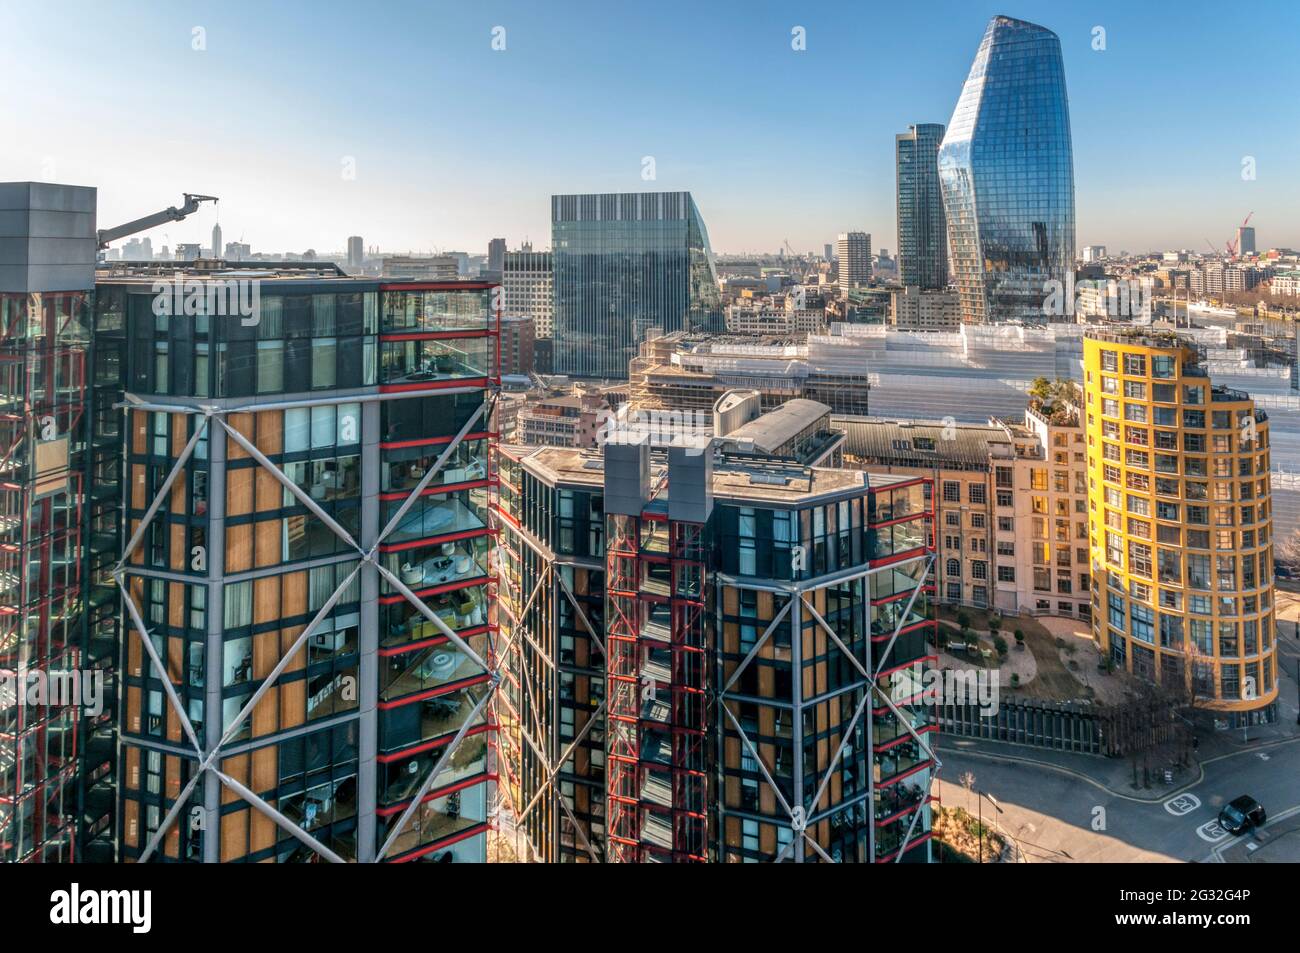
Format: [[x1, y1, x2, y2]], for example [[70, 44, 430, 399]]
[[824, 242, 834, 262], [211, 223, 222, 260], [551, 191, 721, 379], [836, 231, 871, 292], [503, 248, 553, 337], [347, 235, 364, 269], [896, 123, 948, 290], [939, 16, 1075, 323], [1238, 226, 1256, 257], [487, 237, 506, 275], [1082, 245, 1107, 263]]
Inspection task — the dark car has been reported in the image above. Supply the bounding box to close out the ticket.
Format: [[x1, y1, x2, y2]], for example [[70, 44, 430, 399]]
[[1219, 796, 1267, 835]]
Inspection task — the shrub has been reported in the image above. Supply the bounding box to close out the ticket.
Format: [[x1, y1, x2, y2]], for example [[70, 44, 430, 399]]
[[993, 635, 1008, 656]]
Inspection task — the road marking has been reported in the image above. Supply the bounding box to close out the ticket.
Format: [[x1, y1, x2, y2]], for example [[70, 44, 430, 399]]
[[1209, 803, 1300, 862], [1197, 819, 1230, 843], [1165, 793, 1201, 816], [1258, 752, 1271, 761]]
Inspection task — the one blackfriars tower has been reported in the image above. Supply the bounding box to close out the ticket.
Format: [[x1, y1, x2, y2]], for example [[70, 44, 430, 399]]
[[938, 16, 1075, 324]]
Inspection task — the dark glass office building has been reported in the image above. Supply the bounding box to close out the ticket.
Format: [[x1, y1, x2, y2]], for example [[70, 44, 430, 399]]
[[938, 16, 1075, 324], [551, 192, 721, 380], [896, 123, 948, 291]]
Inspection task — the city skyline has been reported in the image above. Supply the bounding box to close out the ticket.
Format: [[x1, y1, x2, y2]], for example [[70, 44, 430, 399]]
[[2, 0, 1297, 257]]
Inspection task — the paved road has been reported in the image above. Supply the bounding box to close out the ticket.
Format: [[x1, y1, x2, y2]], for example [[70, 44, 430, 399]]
[[936, 734, 1300, 863]]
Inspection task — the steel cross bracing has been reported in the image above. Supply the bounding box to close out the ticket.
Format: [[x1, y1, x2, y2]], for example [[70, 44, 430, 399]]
[[489, 515, 606, 862], [717, 553, 939, 863], [115, 390, 494, 863]]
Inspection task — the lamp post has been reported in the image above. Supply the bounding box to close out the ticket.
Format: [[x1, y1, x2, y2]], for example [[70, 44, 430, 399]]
[[976, 789, 1004, 863]]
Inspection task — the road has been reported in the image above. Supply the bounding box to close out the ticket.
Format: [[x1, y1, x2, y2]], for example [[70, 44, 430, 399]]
[[936, 732, 1300, 862], [936, 619, 1300, 863]]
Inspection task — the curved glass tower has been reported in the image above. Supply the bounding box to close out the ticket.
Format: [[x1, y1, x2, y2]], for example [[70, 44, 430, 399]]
[[938, 16, 1075, 325]]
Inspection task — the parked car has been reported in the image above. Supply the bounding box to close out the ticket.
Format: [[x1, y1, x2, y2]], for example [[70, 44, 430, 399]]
[[1218, 796, 1266, 835]]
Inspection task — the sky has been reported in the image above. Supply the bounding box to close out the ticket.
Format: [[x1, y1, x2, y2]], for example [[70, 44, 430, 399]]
[[2, 0, 1297, 257]]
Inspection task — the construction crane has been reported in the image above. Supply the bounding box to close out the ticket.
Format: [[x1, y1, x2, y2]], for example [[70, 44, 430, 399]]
[[1225, 211, 1255, 257], [97, 192, 219, 248]]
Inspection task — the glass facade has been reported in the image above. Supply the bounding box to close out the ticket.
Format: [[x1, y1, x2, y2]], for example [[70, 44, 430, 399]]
[[938, 16, 1075, 324], [551, 191, 721, 380], [0, 291, 108, 862], [111, 276, 496, 862], [496, 448, 937, 862], [896, 123, 948, 291]]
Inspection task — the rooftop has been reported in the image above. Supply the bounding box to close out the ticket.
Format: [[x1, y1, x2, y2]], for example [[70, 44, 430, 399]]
[[518, 445, 911, 505], [832, 415, 1013, 470], [725, 399, 830, 454]]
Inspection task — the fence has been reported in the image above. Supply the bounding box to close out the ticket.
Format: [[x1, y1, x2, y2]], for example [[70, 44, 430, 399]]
[[938, 696, 1105, 754], [937, 694, 1187, 758]]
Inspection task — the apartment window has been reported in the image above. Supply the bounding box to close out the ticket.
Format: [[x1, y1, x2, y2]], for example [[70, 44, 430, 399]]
[[1128, 541, 1152, 578], [969, 483, 986, 505], [1123, 353, 1146, 376], [942, 481, 960, 503], [997, 565, 1016, 582]]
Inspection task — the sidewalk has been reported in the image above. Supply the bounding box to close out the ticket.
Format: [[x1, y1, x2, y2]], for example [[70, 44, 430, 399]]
[[936, 735, 1192, 801], [939, 714, 1300, 801]]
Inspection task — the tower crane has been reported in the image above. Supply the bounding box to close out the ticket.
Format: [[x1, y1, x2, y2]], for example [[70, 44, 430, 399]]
[[97, 193, 219, 248]]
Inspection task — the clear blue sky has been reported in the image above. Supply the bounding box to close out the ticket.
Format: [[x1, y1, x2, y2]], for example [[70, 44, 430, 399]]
[[2, 0, 1296, 256]]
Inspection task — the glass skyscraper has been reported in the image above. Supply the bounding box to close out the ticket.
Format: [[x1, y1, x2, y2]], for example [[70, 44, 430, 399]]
[[896, 123, 948, 290], [938, 16, 1075, 324], [551, 191, 721, 379]]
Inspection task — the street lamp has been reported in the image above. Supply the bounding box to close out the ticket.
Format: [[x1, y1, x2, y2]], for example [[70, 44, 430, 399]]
[[976, 789, 1003, 863]]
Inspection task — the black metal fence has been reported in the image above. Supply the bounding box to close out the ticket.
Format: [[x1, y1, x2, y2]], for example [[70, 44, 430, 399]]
[[938, 696, 1107, 754]]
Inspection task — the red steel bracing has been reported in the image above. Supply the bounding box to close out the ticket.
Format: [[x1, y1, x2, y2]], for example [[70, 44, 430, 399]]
[[604, 514, 710, 863], [603, 513, 641, 861], [0, 291, 88, 863]]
